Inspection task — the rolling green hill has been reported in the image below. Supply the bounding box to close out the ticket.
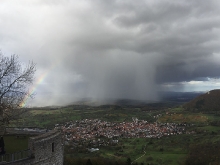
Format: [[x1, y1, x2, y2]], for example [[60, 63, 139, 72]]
[[183, 89, 220, 112]]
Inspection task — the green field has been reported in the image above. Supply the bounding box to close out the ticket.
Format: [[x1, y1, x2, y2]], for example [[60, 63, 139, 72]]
[[8, 104, 220, 164], [64, 133, 220, 165], [11, 106, 161, 128], [158, 113, 209, 123]]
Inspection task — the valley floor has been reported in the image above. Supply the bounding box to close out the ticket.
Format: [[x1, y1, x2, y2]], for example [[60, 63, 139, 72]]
[[9, 104, 220, 165]]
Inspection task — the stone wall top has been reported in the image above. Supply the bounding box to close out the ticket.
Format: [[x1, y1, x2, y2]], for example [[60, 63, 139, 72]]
[[29, 130, 60, 141]]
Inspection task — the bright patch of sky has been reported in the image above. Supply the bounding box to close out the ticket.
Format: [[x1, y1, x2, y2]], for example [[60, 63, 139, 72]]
[[162, 78, 220, 92]]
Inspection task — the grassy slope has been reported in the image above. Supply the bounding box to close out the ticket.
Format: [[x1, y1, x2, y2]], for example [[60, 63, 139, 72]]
[[12, 106, 160, 128], [183, 89, 220, 112], [65, 133, 220, 165]]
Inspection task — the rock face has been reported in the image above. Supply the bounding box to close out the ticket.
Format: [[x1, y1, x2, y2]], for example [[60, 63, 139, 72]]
[[183, 89, 220, 112]]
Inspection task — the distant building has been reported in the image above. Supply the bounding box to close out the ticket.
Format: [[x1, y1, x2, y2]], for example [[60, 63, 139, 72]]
[[88, 148, 99, 152]]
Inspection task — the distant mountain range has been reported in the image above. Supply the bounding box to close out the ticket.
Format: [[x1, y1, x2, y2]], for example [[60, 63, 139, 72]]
[[70, 91, 204, 106], [159, 91, 204, 103], [183, 89, 220, 112]]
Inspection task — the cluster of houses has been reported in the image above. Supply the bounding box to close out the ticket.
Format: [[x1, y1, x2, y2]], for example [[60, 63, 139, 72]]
[[56, 118, 186, 149]]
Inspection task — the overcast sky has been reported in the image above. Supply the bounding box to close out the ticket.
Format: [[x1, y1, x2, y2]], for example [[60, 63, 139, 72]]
[[1, 0, 220, 106]]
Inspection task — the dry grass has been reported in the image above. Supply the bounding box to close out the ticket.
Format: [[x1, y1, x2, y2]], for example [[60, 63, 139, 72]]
[[158, 113, 208, 123]]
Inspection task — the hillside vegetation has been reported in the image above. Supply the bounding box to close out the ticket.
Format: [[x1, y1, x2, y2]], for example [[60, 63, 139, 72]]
[[183, 89, 220, 112], [8, 91, 220, 165]]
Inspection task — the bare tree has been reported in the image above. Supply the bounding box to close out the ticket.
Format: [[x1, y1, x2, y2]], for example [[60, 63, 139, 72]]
[[0, 52, 36, 133]]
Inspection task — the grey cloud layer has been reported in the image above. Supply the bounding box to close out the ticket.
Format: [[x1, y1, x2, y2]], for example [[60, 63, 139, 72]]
[[0, 0, 220, 105]]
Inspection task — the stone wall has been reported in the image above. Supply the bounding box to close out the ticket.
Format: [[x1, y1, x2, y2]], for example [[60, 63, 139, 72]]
[[3, 130, 63, 165], [29, 130, 63, 165]]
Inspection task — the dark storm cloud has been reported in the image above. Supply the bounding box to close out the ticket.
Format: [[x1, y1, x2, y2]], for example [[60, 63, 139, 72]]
[[0, 0, 220, 106], [68, 0, 220, 82], [106, 0, 220, 84]]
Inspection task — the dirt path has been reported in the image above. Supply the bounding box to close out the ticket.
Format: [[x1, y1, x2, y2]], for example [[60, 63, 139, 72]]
[[131, 145, 146, 164]]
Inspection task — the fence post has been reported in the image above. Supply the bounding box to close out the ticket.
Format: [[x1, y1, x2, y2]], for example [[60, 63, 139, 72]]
[[11, 153, 14, 162]]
